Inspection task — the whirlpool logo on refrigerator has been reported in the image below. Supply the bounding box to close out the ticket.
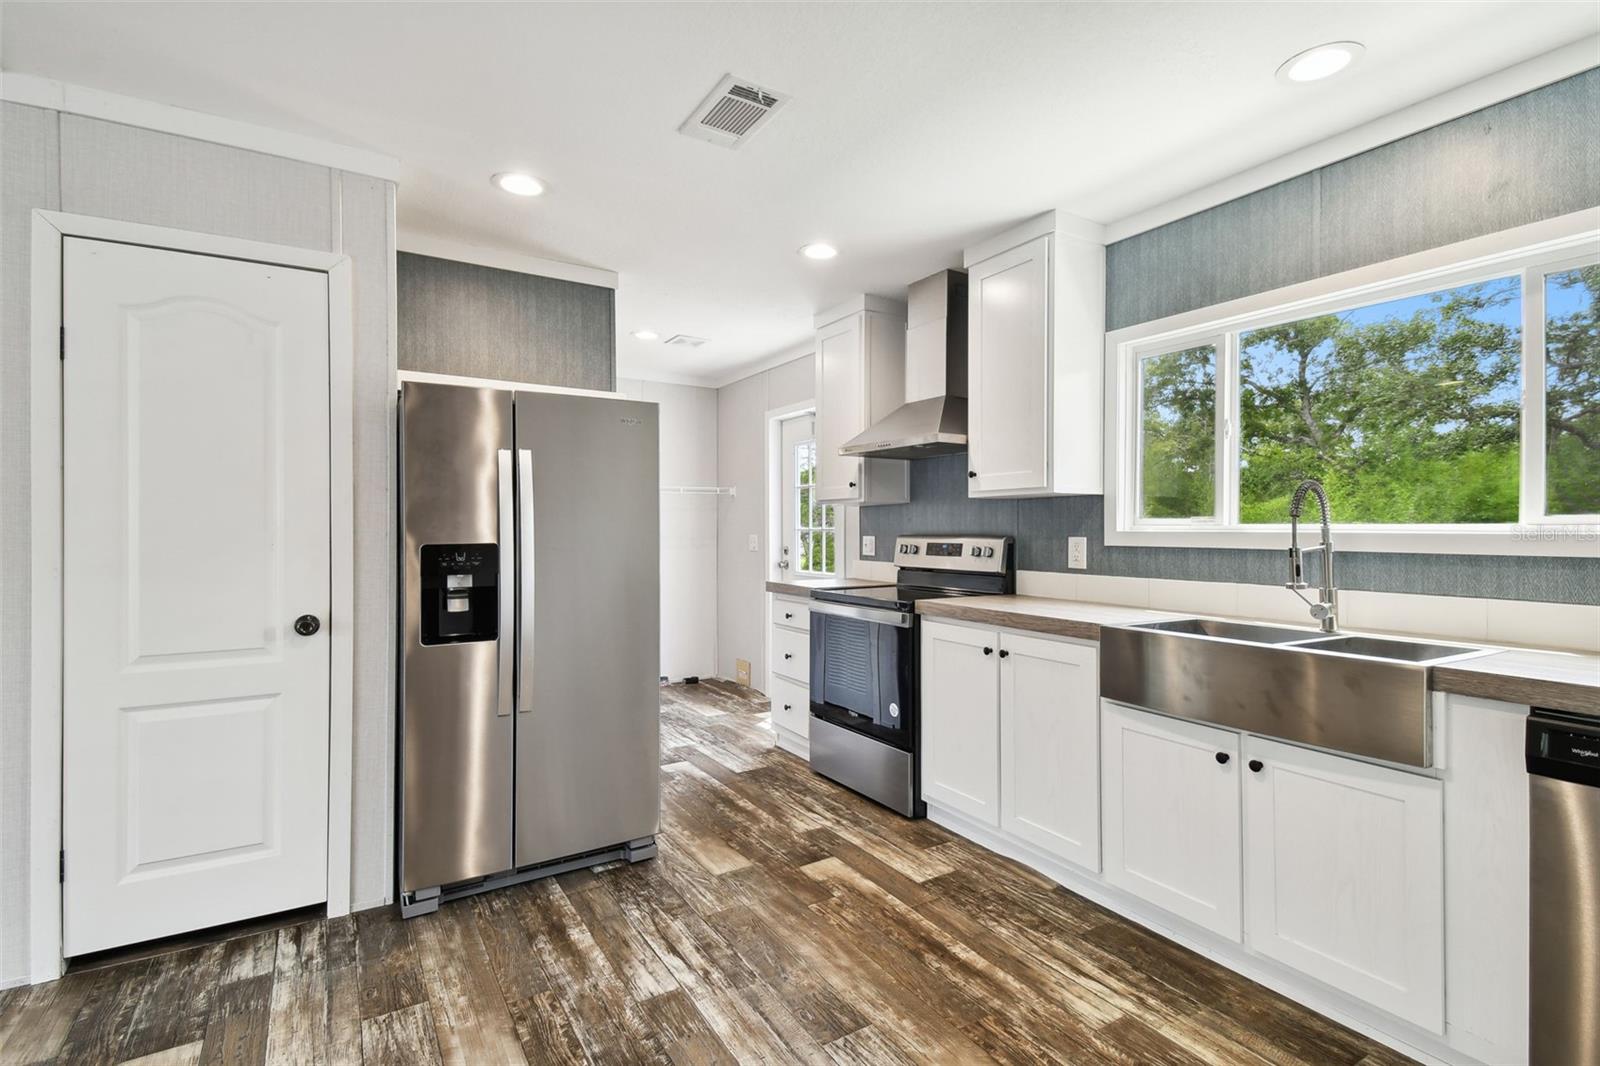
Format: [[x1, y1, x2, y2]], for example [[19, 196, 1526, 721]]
[[619, 417, 643, 426]]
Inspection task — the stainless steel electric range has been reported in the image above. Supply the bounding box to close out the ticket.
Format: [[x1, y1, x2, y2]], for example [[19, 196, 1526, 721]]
[[808, 535, 1015, 817]]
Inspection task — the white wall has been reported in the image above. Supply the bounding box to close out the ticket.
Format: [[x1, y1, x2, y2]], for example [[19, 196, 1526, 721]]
[[0, 102, 397, 982], [618, 378, 719, 680], [714, 353, 820, 689]]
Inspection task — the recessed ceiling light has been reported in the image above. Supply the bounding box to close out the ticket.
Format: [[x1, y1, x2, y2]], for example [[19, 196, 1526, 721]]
[[631, 329, 660, 341], [1276, 41, 1364, 84], [799, 242, 838, 260], [492, 172, 545, 197]]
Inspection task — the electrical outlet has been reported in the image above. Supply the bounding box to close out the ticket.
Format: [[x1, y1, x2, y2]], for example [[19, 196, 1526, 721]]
[[862, 535, 876, 557], [1068, 537, 1088, 570], [735, 659, 751, 687], [747, 533, 759, 552]]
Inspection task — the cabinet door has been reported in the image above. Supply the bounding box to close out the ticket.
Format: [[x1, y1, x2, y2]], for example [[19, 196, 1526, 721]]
[[968, 235, 1050, 496], [1243, 736, 1445, 1032], [1000, 634, 1099, 871], [814, 313, 864, 502], [1102, 702, 1242, 940], [921, 621, 1001, 825]]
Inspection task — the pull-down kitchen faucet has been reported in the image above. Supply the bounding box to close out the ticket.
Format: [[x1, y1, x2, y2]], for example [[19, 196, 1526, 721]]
[[1285, 478, 1338, 633]]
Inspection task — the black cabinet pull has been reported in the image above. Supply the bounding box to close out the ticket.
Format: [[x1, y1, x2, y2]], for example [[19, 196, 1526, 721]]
[[998, 649, 1010, 658], [1215, 752, 1230, 765], [784, 652, 793, 660], [784, 612, 794, 619], [783, 704, 792, 711], [1248, 759, 1264, 773], [968, 470, 977, 479], [982, 646, 994, 656], [848, 481, 857, 488]]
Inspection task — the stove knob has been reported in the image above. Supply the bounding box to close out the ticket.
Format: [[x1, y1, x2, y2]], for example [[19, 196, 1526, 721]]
[[970, 546, 981, 557], [908, 545, 919, 554], [983, 547, 995, 558]]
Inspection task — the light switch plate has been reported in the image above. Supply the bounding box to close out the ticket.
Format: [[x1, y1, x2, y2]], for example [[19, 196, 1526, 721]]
[[862, 535, 876, 557], [1068, 537, 1088, 570], [747, 533, 759, 552]]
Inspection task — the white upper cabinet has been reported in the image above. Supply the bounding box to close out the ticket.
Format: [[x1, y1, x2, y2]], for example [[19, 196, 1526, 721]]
[[813, 298, 910, 504], [963, 211, 1106, 498], [921, 621, 1002, 825], [1243, 735, 1445, 1033], [1101, 701, 1243, 941], [999, 632, 1101, 872]]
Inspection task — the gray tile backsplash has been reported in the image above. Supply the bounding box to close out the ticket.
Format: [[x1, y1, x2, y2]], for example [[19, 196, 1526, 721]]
[[858, 454, 1599, 605]]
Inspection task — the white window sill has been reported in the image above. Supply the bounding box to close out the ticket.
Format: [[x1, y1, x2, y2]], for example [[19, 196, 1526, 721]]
[[1105, 523, 1600, 557]]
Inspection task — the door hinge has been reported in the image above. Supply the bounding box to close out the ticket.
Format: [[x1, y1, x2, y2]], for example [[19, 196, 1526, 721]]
[[59, 325, 66, 361], [59, 850, 65, 883]]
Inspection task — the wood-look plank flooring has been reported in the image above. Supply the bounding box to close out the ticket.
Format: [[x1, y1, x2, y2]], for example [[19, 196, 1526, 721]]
[[0, 680, 1415, 1065]]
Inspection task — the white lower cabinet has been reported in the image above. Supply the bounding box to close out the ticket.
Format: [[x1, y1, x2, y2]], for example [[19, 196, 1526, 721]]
[[921, 621, 1001, 825], [1101, 702, 1243, 941], [999, 633, 1100, 871], [767, 595, 812, 755], [767, 675, 809, 737], [1243, 735, 1445, 1033]]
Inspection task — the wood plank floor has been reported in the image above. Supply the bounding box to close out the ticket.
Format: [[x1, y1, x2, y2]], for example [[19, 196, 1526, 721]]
[[0, 680, 1415, 1066]]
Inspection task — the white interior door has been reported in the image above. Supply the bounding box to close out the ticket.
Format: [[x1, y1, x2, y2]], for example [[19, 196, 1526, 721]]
[[62, 237, 332, 956]]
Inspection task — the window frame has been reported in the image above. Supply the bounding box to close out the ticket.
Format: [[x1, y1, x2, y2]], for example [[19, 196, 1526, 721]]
[[1105, 211, 1599, 555], [793, 437, 837, 575]]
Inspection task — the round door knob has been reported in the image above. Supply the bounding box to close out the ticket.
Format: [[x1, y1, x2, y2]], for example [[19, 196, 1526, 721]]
[[968, 470, 977, 478], [1248, 759, 1264, 773], [294, 614, 321, 637], [982, 646, 994, 656], [1215, 752, 1230, 765]]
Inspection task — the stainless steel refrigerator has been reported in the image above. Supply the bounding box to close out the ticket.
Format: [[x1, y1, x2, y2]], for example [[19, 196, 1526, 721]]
[[397, 381, 660, 917]]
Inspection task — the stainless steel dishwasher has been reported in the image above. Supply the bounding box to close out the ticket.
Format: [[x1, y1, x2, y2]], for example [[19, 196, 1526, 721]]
[[1527, 709, 1600, 1066]]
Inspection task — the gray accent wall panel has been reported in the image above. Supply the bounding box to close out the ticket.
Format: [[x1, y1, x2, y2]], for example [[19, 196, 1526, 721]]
[[58, 114, 335, 252], [0, 100, 60, 984], [859, 457, 1600, 605], [397, 252, 615, 391], [1106, 69, 1600, 330], [1318, 71, 1600, 276]]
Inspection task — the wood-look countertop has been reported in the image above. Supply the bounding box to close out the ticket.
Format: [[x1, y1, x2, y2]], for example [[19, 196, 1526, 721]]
[[917, 594, 1600, 718], [766, 577, 892, 597]]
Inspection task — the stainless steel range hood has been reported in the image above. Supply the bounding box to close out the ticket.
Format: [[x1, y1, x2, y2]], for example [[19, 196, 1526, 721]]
[[840, 270, 967, 459]]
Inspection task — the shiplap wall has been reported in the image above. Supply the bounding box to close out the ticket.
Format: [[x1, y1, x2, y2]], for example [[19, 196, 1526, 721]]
[[0, 102, 399, 984], [862, 70, 1600, 605], [397, 251, 615, 390]]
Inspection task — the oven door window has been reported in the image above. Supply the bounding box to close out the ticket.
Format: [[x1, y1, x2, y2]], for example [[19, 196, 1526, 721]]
[[809, 612, 913, 748]]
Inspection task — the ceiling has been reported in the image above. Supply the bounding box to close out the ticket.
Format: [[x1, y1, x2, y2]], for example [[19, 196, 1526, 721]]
[[3, 2, 1596, 385]]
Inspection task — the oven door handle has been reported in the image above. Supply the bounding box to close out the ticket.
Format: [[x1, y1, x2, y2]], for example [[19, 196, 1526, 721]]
[[809, 600, 913, 628]]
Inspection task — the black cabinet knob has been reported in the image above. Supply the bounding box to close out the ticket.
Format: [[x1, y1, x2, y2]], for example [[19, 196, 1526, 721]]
[[1248, 759, 1264, 773], [982, 646, 994, 656], [784, 652, 793, 660], [998, 649, 1010, 658], [783, 704, 792, 711], [968, 470, 977, 479], [1215, 752, 1230, 765], [784, 612, 794, 619], [293, 614, 321, 636], [848, 481, 857, 488]]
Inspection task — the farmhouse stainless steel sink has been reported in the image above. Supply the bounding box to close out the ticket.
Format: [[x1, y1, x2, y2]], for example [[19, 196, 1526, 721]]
[[1099, 619, 1489, 767]]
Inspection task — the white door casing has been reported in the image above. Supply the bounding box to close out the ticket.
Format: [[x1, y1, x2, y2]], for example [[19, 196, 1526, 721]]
[[61, 237, 333, 956], [1101, 701, 1243, 941], [999, 633, 1100, 872]]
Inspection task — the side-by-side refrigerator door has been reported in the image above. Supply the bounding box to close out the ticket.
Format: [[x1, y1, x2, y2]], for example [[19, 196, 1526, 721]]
[[399, 383, 516, 895], [513, 391, 661, 869]]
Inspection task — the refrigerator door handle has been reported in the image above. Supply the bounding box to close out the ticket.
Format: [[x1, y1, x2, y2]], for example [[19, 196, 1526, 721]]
[[495, 449, 514, 718], [517, 448, 535, 714]]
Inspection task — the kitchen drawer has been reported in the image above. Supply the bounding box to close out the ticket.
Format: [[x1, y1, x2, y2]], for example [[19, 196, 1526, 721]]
[[771, 596, 810, 632], [768, 675, 810, 736], [771, 626, 810, 683]]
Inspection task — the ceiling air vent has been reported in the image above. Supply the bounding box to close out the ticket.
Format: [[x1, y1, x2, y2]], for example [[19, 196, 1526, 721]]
[[679, 75, 789, 148], [663, 334, 709, 348]]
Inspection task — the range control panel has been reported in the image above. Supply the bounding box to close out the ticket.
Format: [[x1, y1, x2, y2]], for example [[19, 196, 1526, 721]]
[[419, 543, 499, 645], [892, 536, 1013, 574]]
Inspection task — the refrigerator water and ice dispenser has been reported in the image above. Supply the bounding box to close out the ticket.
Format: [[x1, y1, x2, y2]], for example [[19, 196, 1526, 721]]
[[418, 543, 498, 644]]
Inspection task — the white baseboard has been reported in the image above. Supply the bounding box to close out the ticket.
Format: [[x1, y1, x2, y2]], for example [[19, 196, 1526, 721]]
[[774, 727, 809, 760], [926, 801, 1474, 1066]]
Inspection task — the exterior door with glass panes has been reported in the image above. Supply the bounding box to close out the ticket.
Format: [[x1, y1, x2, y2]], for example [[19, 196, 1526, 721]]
[[779, 414, 837, 577]]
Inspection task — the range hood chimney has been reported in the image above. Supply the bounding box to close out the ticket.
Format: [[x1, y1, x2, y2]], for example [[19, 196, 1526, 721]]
[[840, 269, 968, 460]]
